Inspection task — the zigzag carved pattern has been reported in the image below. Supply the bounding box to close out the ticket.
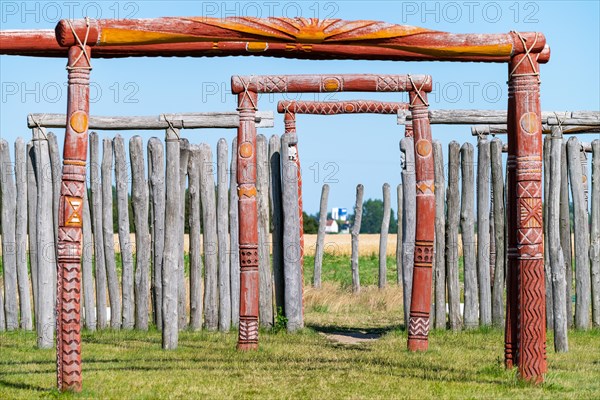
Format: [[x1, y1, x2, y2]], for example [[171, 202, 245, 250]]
[[408, 317, 430, 338], [238, 317, 259, 343], [280, 100, 407, 115], [258, 76, 287, 93], [519, 258, 546, 380]]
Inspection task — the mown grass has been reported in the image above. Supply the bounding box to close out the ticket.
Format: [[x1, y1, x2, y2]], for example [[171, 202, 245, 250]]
[[0, 253, 598, 399]]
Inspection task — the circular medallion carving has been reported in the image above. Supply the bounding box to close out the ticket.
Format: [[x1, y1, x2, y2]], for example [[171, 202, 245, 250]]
[[344, 103, 355, 112], [416, 139, 432, 157], [239, 142, 253, 158], [520, 112, 539, 134], [322, 77, 341, 92], [69, 111, 88, 134]]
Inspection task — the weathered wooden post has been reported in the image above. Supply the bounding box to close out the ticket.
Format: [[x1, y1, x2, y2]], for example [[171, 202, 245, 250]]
[[114, 135, 134, 329], [81, 189, 95, 331], [543, 136, 554, 331], [432, 140, 446, 329], [148, 137, 165, 330], [314, 184, 330, 289], [559, 141, 573, 328], [477, 138, 492, 326], [0, 139, 18, 330], [200, 143, 219, 331], [230, 138, 241, 327], [14, 138, 33, 330], [400, 135, 416, 329], [379, 183, 392, 289], [567, 137, 591, 330], [396, 184, 403, 286], [217, 138, 232, 331], [351, 184, 365, 294], [55, 42, 92, 391], [188, 145, 203, 330], [256, 135, 273, 327], [178, 139, 190, 329], [162, 127, 180, 348], [269, 135, 285, 313], [102, 137, 120, 329], [89, 132, 107, 330], [461, 143, 478, 329], [591, 139, 600, 328], [490, 139, 506, 328], [446, 141, 462, 331], [548, 127, 568, 351], [130, 136, 150, 330], [26, 142, 39, 324], [281, 133, 304, 330]]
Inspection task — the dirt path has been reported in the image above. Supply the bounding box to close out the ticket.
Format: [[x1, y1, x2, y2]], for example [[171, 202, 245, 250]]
[[320, 331, 382, 345]]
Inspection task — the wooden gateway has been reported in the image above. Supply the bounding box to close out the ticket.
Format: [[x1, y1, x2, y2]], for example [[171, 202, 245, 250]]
[[0, 16, 550, 389]]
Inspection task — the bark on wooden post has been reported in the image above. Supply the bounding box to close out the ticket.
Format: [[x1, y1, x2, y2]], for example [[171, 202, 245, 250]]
[[543, 135, 554, 330], [55, 45, 92, 391], [26, 142, 39, 324], [162, 127, 180, 349], [81, 189, 95, 331], [490, 139, 506, 328], [461, 142, 478, 329], [559, 141, 573, 328], [350, 184, 364, 294], [89, 132, 107, 329], [0, 139, 18, 330], [567, 136, 591, 329], [548, 127, 568, 351], [269, 134, 285, 313], [199, 143, 219, 331], [256, 135, 273, 327], [446, 141, 462, 331], [14, 138, 32, 330], [314, 184, 330, 289], [217, 138, 232, 331], [379, 183, 391, 289], [432, 140, 446, 329], [230, 138, 240, 327], [130, 136, 150, 330], [148, 137, 165, 330], [102, 137, 121, 329], [187, 145, 203, 330], [114, 135, 134, 329], [178, 139, 190, 329], [591, 139, 600, 328], [236, 89, 260, 349], [477, 138, 492, 326], [396, 184, 403, 286], [281, 133, 304, 330], [400, 136, 416, 328]]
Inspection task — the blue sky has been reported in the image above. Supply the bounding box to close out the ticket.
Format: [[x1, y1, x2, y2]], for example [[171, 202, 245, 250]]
[[1, 1, 599, 213]]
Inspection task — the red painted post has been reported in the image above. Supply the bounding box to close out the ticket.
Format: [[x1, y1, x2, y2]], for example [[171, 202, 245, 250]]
[[506, 33, 547, 382], [406, 83, 435, 352], [236, 88, 260, 350], [56, 44, 91, 392]]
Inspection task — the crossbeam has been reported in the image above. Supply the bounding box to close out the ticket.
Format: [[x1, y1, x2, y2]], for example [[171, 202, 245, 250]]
[[471, 125, 600, 135], [1, 18, 549, 63], [398, 109, 600, 125], [27, 112, 274, 130], [277, 100, 407, 115]]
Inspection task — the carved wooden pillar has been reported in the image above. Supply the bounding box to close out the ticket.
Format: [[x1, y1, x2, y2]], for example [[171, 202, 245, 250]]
[[283, 110, 304, 311], [236, 89, 260, 350], [56, 45, 91, 392], [506, 44, 547, 382], [407, 88, 434, 352]]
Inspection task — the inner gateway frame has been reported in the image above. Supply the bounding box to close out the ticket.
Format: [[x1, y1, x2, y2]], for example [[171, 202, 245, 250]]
[[0, 16, 550, 389]]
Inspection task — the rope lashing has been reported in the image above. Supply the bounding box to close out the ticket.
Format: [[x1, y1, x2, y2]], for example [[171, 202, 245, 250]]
[[509, 31, 540, 81], [235, 75, 258, 111], [408, 74, 430, 108], [66, 17, 93, 71]]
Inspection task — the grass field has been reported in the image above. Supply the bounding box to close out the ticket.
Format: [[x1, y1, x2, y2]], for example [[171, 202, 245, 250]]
[[0, 254, 598, 399]]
